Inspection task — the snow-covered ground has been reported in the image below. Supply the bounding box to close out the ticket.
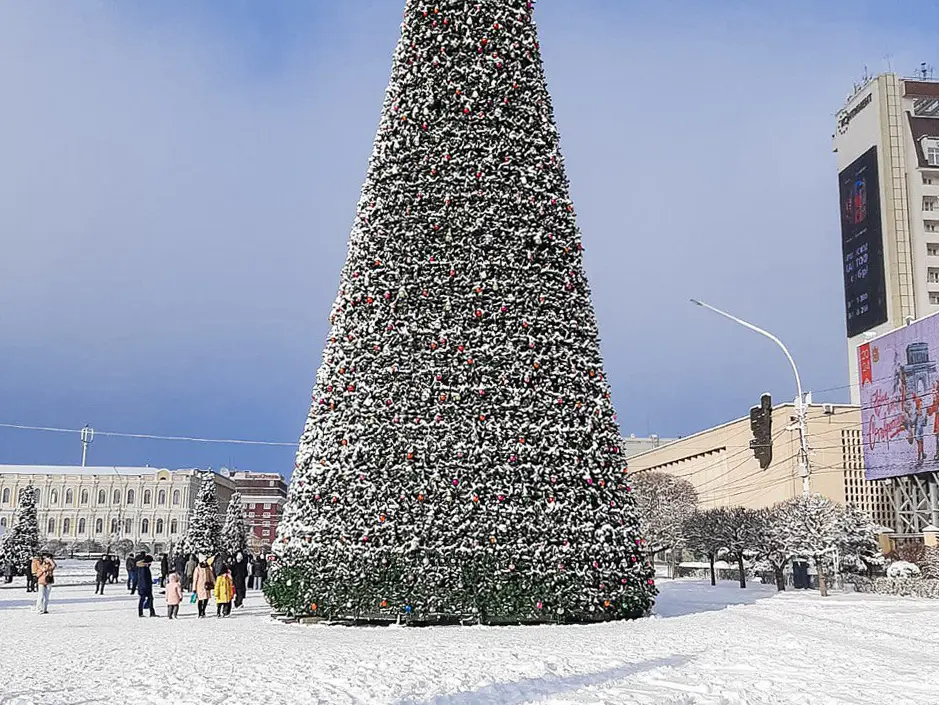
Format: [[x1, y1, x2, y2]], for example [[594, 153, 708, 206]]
[[1, 566, 937, 704], [0, 558, 99, 588]]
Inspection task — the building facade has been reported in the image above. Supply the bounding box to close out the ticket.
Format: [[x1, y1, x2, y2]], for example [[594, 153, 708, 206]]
[[623, 434, 676, 459], [0, 466, 235, 554], [227, 470, 287, 553], [833, 72, 939, 402], [627, 404, 893, 529]]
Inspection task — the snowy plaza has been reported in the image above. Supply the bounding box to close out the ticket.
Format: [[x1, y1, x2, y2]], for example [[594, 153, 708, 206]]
[[2, 568, 938, 705]]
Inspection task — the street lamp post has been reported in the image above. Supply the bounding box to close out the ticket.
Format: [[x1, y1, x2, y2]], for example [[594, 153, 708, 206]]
[[691, 299, 811, 495]]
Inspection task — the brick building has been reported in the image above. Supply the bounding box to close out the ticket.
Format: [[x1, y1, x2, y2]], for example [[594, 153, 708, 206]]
[[226, 470, 287, 553]]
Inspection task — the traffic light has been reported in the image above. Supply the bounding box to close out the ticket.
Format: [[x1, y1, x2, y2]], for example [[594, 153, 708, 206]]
[[749, 393, 773, 469]]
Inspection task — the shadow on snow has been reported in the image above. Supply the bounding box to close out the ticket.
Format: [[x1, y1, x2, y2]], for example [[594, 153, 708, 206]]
[[393, 656, 689, 705]]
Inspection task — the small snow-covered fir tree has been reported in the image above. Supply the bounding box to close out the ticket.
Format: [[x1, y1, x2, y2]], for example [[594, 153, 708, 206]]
[[779, 494, 842, 597], [921, 546, 939, 579], [222, 491, 249, 556], [837, 504, 883, 577], [186, 472, 221, 559], [630, 471, 697, 574], [3, 486, 41, 574], [270, 0, 656, 622]]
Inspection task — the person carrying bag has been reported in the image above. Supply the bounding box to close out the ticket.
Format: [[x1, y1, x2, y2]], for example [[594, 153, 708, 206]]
[[192, 560, 215, 619]]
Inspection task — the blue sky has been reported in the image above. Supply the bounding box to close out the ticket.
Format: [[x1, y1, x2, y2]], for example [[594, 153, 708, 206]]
[[1, 0, 936, 474]]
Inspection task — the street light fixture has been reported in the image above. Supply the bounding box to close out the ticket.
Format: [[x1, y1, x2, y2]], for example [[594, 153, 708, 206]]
[[690, 298, 811, 495]]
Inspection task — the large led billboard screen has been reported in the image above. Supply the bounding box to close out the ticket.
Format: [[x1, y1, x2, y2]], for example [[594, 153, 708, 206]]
[[840, 146, 888, 338], [858, 314, 939, 480]]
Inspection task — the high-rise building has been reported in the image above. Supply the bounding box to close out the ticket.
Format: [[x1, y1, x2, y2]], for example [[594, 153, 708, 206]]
[[833, 70, 939, 402]]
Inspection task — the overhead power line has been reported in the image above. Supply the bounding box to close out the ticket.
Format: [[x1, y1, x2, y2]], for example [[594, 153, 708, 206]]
[[0, 422, 295, 448]]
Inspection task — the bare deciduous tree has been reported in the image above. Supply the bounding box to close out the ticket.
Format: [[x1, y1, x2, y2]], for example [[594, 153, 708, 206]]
[[683, 509, 724, 585], [749, 506, 792, 591], [630, 471, 698, 577], [713, 507, 760, 589]]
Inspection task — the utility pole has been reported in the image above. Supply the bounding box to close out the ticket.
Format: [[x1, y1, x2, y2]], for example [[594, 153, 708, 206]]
[[691, 300, 811, 495], [80, 425, 95, 467]]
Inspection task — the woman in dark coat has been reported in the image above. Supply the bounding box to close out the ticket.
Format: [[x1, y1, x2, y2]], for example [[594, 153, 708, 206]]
[[136, 555, 156, 617], [159, 553, 169, 588], [230, 552, 249, 608], [255, 555, 268, 590], [211, 552, 228, 576], [173, 552, 186, 580]]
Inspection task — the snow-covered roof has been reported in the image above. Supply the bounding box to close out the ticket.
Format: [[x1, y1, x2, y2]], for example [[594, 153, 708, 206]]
[[0, 465, 175, 477]]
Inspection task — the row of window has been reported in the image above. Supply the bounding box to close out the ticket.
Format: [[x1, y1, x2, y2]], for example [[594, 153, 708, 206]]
[[0, 487, 182, 508], [45, 517, 180, 537]]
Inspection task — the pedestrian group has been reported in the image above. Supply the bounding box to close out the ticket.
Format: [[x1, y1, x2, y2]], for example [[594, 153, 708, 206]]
[[124, 550, 267, 619], [5, 549, 268, 618]]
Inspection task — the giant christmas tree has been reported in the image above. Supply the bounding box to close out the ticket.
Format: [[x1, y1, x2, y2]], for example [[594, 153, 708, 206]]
[[268, 0, 655, 622]]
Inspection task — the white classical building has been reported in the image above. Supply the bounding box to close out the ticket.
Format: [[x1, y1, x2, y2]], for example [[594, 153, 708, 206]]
[[0, 465, 235, 554]]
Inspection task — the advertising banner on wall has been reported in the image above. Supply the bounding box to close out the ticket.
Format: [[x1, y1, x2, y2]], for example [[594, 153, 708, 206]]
[[859, 314, 939, 480], [840, 146, 888, 337]]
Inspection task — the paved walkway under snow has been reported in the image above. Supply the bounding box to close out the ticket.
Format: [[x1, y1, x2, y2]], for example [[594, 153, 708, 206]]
[[1, 575, 936, 704]]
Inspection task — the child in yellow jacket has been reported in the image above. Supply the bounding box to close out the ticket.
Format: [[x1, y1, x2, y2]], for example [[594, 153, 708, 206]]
[[214, 569, 234, 618]]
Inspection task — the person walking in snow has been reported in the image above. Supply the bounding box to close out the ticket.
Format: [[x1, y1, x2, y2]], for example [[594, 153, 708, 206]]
[[184, 554, 198, 593], [24, 552, 39, 593], [110, 555, 120, 583], [214, 568, 234, 618], [159, 553, 169, 589], [254, 555, 267, 591], [165, 573, 183, 619], [211, 551, 228, 576], [94, 554, 110, 594], [126, 553, 138, 593], [136, 554, 157, 618], [193, 560, 215, 619], [32, 552, 57, 614], [3, 559, 13, 584], [173, 552, 186, 582], [230, 551, 249, 608]]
